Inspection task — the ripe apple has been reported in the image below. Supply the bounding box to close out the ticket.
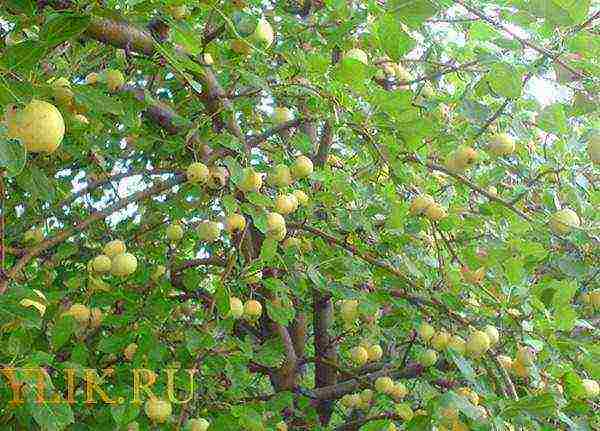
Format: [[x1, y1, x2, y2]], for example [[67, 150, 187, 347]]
[[418, 322, 435, 343], [238, 168, 263, 192], [582, 379, 599, 398], [91, 254, 112, 273], [225, 214, 246, 232], [367, 344, 383, 361], [345, 48, 368, 65], [229, 297, 244, 319], [489, 133, 516, 156], [515, 346, 535, 366], [144, 398, 172, 423], [409, 194, 434, 215], [466, 330, 491, 358], [395, 403, 414, 421], [293, 190, 309, 205], [186, 162, 210, 184], [66, 304, 90, 324], [105, 69, 125, 92], [448, 335, 466, 355], [166, 223, 184, 242], [340, 299, 359, 322], [104, 239, 126, 257], [111, 253, 138, 276], [549, 208, 580, 235], [588, 135, 600, 164], [269, 164, 293, 187], [244, 299, 263, 319], [446, 146, 478, 172], [431, 330, 450, 351], [350, 346, 369, 366], [419, 349, 438, 367], [424, 202, 448, 222], [274, 194, 298, 215], [374, 376, 394, 394], [483, 325, 500, 345], [266, 212, 286, 235], [6, 99, 65, 153], [291, 155, 314, 179], [272, 107, 294, 125], [198, 221, 222, 243]]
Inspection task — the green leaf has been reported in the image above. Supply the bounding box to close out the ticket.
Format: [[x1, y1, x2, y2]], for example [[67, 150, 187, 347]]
[[39, 13, 90, 46], [2, 41, 48, 72], [391, 0, 439, 28], [74, 86, 124, 116], [260, 236, 278, 262], [487, 63, 523, 99], [266, 301, 295, 326], [5, 0, 36, 15], [555, 305, 577, 331], [537, 104, 568, 135], [17, 166, 56, 202], [377, 14, 416, 61], [333, 58, 371, 90], [110, 403, 140, 427], [0, 135, 27, 177], [502, 393, 558, 419], [51, 316, 75, 351]]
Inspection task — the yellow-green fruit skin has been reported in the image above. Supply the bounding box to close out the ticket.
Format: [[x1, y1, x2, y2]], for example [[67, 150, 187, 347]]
[[582, 379, 599, 398], [229, 297, 244, 319], [350, 346, 369, 366], [269, 164, 292, 187], [272, 107, 294, 125], [105, 69, 125, 92], [489, 133, 516, 156], [549, 208, 580, 235], [144, 398, 172, 423], [292, 155, 314, 179], [410, 194, 434, 215], [110, 253, 138, 276], [238, 168, 263, 192], [7, 100, 65, 153], [244, 300, 262, 318], [420, 349, 438, 367], [92, 255, 112, 273], [198, 221, 221, 243], [345, 48, 368, 65], [187, 418, 210, 431], [166, 224, 184, 242], [588, 135, 600, 164], [104, 240, 126, 258], [187, 162, 210, 184]]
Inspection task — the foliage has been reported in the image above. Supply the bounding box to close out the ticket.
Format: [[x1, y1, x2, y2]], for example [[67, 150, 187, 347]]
[[0, 0, 599, 430]]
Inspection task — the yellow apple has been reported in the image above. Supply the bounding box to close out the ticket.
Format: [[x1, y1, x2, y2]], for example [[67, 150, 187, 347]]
[[582, 379, 599, 398], [515, 346, 535, 366], [395, 403, 414, 421], [85, 72, 99, 85], [448, 335, 466, 355], [144, 398, 172, 423], [549, 208, 580, 235], [340, 299, 359, 322], [91, 254, 112, 273], [390, 382, 408, 400], [166, 223, 184, 242], [418, 322, 435, 343], [244, 299, 263, 319], [350, 346, 369, 366], [124, 343, 138, 361], [6, 99, 65, 153], [272, 107, 294, 125], [489, 133, 516, 156], [419, 349, 438, 367], [266, 212, 286, 238], [483, 324, 500, 346], [466, 330, 491, 358], [198, 221, 222, 243], [374, 376, 394, 394], [229, 297, 244, 319], [431, 330, 450, 351], [291, 155, 314, 179], [111, 253, 138, 276], [497, 355, 513, 371], [105, 69, 125, 92], [269, 164, 293, 187], [367, 344, 383, 361], [207, 166, 229, 189], [424, 202, 448, 222], [104, 239, 126, 257], [409, 194, 434, 215], [186, 162, 210, 184], [225, 214, 246, 233], [238, 167, 263, 192], [274, 194, 298, 215], [187, 418, 210, 431], [66, 303, 90, 324]]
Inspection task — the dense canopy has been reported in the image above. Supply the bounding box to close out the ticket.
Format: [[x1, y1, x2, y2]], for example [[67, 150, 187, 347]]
[[0, 0, 599, 430]]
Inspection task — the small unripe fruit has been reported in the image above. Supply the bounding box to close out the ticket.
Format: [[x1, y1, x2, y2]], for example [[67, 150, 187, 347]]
[[448, 335, 466, 355], [111, 253, 138, 276], [104, 240, 126, 258], [549, 208, 580, 235], [269, 164, 293, 187], [350, 346, 369, 366], [341, 393, 360, 408], [151, 265, 166, 282], [124, 343, 138, 361], [266, 212, 286, 234], [418, 322, 435, 343], [345, 48, 368, 65], [244, 300, 262, 319], [198, 221, 221, 243], [419, 349, 438, 367], [225, 214, 246, 232], [166, 223, 184, 242], [282, 236, 302, 249], [395, 403, 414, 421], [360, 388, 373, 404], [272, 107, 294, 125], [489, 133, 516, 156], [229, 297, 244, 319], [409, 194, 434, 215], [144, 398, 172, 423], [367, 344, 383, 362], [105, 69, 125, 92], [291, 155, 313, 179], [374, 376, 394, 394], [187, 162, 210, 184], [390, 382, 408, 400], [238, 168, 263, 192]]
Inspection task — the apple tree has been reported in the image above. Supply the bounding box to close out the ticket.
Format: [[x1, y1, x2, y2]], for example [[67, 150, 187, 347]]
[[0, 0, 599, 430]]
